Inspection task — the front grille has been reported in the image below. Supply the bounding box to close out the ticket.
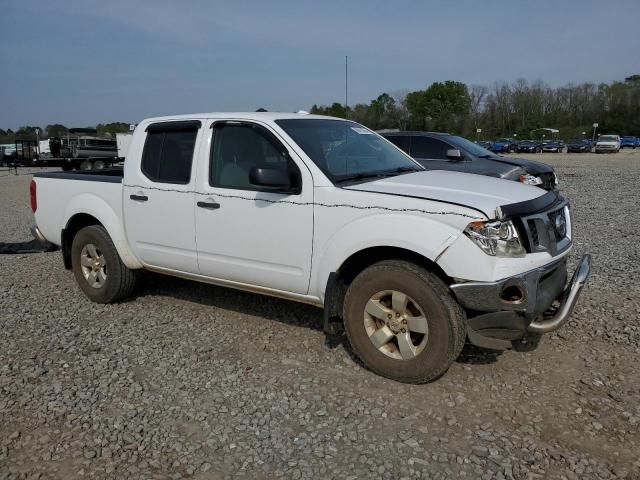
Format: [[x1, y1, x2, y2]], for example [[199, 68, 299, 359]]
[[518, 201, 571, 256], [527, 220, 539, 246]]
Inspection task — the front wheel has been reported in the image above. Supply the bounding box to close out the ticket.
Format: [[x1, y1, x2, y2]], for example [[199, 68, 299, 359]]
[[342, 260, 466, 383], [71, 225, 138, 303]]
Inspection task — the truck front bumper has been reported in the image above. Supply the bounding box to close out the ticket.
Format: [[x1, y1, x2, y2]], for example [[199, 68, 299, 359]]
[[450, 254, 591, 349]]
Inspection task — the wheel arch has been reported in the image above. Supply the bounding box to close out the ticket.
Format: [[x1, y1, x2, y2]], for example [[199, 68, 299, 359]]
[[322, 245, 453, 334], [62, 197, 142, 270], [62, 213, 101, 269]]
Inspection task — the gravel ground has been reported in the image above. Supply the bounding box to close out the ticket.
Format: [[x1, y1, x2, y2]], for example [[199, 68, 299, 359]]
[[1, 153, 639, 480]]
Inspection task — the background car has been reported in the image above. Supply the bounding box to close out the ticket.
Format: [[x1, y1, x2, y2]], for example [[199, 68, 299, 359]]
[[517, 139, 542, 153], [503, 138, 519, 152], [567, 139, 592, 153], [620, 136, 638, 148], [489, 138, 515, 153], [595, 134, 621, 153], [542, 141, 563, 153], [382, 131, 557, 189]]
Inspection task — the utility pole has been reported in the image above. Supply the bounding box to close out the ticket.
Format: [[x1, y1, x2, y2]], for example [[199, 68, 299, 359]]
[[345, 55, 348, 119]]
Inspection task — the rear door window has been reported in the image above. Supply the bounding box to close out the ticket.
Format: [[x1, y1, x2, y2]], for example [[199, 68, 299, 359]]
[[141, 123, 199, 184]]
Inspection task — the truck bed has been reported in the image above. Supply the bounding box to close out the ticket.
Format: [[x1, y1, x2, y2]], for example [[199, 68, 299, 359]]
[[32, 167, 124, 246], [33, 167, 123, 183]]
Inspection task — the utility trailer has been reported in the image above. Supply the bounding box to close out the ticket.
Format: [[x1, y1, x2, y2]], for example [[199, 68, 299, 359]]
[[38, 155, 122, 171], [1, 139, 39, 167], [6, 139, 122, 171], [35, 128, 123, 170]]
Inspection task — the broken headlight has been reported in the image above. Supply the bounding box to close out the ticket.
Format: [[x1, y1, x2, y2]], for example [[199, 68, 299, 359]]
[[519, 174, 543, 186], [464, 220, 526, 257]]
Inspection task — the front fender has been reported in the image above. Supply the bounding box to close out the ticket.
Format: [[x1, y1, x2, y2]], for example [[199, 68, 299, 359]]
[[63, 194, 142, 269], [311, 213, 461, 302]]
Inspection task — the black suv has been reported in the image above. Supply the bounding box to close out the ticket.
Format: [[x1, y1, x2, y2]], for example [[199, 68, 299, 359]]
[[381, 131, 557, 190]]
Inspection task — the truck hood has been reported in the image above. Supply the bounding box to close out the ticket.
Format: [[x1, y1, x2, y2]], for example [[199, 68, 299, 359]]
[[343, 170, 546, 218]]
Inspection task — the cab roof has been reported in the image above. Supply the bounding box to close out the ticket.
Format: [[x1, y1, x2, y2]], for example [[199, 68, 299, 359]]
[[141, 112, 344, 123]]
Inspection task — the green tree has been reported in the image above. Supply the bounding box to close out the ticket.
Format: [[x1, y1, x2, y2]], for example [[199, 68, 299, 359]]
[[309, 103, 348, 118], [15, 126, 42, 140], [368, 93, 397, 130], [406, 81, 470, 132], [45, 124, 68, 138], [325, 102, 347, 118], [96, 122, 130, 137]]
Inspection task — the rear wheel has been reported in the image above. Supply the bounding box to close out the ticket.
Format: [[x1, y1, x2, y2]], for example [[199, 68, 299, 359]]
[[71, 225, 138, 303], [342, 260, 466, 384]]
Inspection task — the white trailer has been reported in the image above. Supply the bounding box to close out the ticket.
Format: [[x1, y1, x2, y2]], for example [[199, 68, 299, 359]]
[[116, 133, 133, 159]]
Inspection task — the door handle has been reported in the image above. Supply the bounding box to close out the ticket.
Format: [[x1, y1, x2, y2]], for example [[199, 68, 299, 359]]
[[130, 194, 148, 201], [197, 201, 220, 210]]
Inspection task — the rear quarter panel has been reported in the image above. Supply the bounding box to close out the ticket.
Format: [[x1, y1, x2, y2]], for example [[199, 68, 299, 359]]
[[33, 177, 142, 269]]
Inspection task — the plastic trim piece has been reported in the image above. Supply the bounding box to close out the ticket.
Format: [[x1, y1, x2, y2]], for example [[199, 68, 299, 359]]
[[32, 170, 123, 183], [145, 120, 202, 132], [499, 190, 559, 218]]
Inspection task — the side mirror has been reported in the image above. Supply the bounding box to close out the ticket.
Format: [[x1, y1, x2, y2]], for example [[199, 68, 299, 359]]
[[446, 148, 463, 161], [249, 167, 297, 193]]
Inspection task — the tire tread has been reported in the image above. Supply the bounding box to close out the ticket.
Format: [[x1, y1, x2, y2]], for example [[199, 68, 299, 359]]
[[343, 260, 466, 384], [71, 225, 138, 303]]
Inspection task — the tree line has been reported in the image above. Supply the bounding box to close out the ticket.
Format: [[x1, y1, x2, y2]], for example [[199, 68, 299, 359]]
[[0, 122, 131, 144], [310, 74, 640, 139], [3, 75, 639, 144]]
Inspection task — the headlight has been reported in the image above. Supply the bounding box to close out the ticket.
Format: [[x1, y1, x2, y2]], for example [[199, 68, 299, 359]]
[[464, 220, 526, 257], [519, 174, 543, 185]]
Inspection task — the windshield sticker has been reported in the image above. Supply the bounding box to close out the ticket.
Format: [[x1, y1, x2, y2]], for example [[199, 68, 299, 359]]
[[351, 127, 373, 135]]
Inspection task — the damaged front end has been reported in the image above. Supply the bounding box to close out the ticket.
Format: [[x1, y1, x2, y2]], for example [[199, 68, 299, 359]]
[[450, 191, 591, 350], [450, 254, 590, 350]]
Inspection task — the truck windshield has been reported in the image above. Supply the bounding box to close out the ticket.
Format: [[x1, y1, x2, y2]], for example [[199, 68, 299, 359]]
[[275, 119, 422, 183], [599, 136, 617, 142]]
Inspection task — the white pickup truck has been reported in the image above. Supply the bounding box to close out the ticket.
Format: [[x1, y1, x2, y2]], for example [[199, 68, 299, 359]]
[[30, 112, 590, 383]]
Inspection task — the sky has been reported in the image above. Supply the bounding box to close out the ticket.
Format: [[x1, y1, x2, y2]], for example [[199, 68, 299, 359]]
[[1, 0, 639, 129]]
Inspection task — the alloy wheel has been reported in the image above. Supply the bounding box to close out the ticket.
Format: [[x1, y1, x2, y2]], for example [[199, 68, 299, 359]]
[[80, 243, 107, 289], [363, 290, 429, 360]]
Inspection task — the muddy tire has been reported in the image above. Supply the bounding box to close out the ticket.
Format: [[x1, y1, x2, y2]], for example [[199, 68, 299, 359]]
[[342, 260, 466, 384], [71, 225, 138, 303]]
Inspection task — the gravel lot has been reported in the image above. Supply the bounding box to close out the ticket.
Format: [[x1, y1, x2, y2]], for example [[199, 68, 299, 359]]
[[1, 151, 639, 480]]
